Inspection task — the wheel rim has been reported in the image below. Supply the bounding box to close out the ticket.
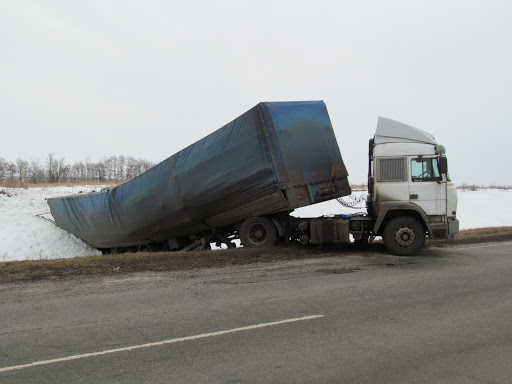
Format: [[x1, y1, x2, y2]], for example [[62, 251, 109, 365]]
[[249, 224, 267, 244], [394, 226, 416, 247]]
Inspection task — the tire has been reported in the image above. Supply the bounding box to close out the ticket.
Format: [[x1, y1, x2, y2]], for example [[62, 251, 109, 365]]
[[383, 216, 425, 256], [138, 244, 153, 253], [239, 217, 278, 248]]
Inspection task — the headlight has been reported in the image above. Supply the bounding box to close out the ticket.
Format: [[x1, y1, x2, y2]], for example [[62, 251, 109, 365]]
[[428, 215, 445, 223]]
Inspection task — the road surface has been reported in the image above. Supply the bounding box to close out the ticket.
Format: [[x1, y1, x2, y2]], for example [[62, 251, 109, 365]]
[[1, 242, 511, 383]]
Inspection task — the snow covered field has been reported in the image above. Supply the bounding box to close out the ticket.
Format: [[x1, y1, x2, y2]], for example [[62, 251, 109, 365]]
[[0, 186, 511, 262]]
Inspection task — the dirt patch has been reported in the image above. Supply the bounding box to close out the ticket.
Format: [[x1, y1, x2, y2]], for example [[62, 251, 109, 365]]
[[0, 245, 363, 284], [1, 227, 511, 284]]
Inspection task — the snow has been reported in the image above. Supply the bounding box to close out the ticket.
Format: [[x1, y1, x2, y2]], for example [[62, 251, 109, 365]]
[[455, 189, 512, 229], [1, 186, 511, 262], [294, 189, 512, 230], [0, 186, 103, 262]]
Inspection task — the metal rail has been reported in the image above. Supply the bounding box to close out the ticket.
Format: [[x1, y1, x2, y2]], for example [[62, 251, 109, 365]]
[[35, 212, 57, 226]]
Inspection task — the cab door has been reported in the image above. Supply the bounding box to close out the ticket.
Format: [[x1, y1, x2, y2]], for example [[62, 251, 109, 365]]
[[409, 157, 446, 216]]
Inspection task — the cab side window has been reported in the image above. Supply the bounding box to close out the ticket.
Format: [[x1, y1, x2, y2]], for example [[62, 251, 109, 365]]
[[411, 158, 442, 182]]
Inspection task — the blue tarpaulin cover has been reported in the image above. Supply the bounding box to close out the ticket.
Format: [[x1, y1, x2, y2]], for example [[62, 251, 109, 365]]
[[47, 101, 351, 248]]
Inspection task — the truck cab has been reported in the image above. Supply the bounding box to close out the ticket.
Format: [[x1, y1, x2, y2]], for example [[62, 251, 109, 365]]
[[366, 117, 459, 255]]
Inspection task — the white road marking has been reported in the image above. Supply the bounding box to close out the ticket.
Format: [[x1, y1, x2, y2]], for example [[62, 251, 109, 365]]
[[0, 315, 324, 374], [453, 242, 512, 251]]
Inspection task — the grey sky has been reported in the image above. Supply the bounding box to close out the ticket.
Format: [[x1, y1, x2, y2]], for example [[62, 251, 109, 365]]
[[1, 0, 511, 185]]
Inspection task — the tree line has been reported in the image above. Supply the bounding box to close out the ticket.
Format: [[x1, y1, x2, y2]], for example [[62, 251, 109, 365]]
[[0, 154, 155, 185]]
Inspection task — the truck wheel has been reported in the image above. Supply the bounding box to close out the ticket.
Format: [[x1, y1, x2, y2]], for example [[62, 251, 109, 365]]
[[240, 217, 278, 247], [383, 216, 425, 256], [138, 244, 153, 252]]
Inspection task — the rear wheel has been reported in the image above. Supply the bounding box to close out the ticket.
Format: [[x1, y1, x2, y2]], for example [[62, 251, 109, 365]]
[[383, 216, 425, 256], [239, 217, 278, 247]]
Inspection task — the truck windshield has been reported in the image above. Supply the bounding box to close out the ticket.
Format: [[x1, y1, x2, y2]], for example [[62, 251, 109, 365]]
[[411, 158, 442, 182]]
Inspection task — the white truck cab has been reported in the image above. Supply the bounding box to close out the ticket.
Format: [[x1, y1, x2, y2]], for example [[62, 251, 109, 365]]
[[366, 117, 459, 255]]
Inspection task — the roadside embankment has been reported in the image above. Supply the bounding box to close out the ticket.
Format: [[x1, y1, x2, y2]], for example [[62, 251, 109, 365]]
[[1, 227, 511, 284]]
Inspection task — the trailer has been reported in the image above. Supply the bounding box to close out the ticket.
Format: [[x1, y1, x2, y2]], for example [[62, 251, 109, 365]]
[[47, 101, 459, 256], [47, 101, 352, 252]]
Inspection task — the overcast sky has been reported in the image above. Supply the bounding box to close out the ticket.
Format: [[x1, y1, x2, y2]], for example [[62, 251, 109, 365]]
[[1, 0, 511, 185]]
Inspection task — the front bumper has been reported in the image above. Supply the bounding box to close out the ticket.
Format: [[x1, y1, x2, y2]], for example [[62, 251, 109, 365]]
[[428, 218, 459, 240], [448, 218, 459, 239]]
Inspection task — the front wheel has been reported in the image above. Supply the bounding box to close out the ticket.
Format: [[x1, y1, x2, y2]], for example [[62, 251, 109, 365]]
[[239, 217, 278, 248], [383, 216, 425, 256]]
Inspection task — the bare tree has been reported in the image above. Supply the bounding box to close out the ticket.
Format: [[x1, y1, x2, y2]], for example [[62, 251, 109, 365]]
[[46, 153, 56, 183], [85, 158, 95, 181], [1, 154, 155, 185], [6, 162, 16, 182], [117, 155, 126, 180], [76, 161, 86, 181], [125, 156, 137, 180], [56, 157, 67, 182], [0, 157, 6, 182], [29, 158, 44, 183], [16, 158, 29, 184]]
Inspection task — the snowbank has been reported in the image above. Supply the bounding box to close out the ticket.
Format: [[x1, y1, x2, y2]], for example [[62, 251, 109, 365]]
[[0, 186, 511, 262], [294, 189, 512, 230], [0, 186, 103, 262], [456, 189, 512, 229]]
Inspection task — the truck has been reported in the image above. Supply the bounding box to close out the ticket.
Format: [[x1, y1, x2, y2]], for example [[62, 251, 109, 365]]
[[47, 101, 459, 256]]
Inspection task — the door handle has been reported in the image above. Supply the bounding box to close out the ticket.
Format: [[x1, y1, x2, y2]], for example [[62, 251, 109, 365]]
[[410, 194, 418, 199]]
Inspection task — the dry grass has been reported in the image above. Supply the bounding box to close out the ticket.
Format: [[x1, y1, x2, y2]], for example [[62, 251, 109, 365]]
[[434, 226, 512, 244], [457, 184, 512, 191], [2, 227, 512, 284], [0, 246, 346, 284], [349, 184, 512, 191], [350, 184, 368, 191]]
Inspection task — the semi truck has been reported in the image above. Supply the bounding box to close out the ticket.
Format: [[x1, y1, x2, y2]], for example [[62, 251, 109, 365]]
[[47, 101, 459, 256]]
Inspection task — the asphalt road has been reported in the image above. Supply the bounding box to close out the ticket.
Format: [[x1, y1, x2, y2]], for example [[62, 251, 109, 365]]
[[1, 242, 511, 383]]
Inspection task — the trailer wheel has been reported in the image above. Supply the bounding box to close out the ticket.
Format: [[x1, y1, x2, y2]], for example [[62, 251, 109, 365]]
[[383, 216, 425, 256], [138, 244, 153, 253], [240, 217, 278, 247]]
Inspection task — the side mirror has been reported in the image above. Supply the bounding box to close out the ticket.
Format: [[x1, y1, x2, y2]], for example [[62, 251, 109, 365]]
[[438, 156, 448, 174]]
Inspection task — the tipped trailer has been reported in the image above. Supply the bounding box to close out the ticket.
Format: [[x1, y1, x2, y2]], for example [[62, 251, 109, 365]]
[[47, 101, 459, 256]]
